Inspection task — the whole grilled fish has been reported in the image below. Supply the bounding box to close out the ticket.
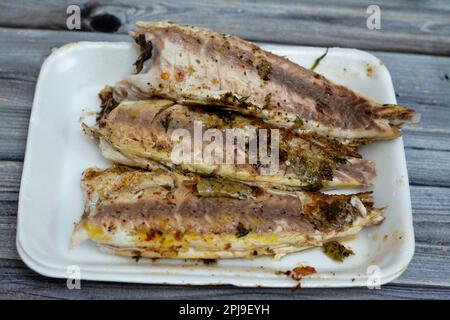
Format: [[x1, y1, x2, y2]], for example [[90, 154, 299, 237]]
[[87, 93, 376, 191], [115, 21, 417, 143], [71, 166, 384, 259]]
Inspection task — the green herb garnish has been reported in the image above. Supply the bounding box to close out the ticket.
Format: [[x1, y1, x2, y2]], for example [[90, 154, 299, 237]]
[[294, 116, 304, 126], [329, 202, 341, 217], [311, 48, 329, 71], [150, 104, 174, 125], [160, 115, 172, 133], [236, 229, 251, 238], [132, 255, 141, 262], [323, 241, 354, 262], [237, 95, 250, 103], [235, 222, 252, 238]]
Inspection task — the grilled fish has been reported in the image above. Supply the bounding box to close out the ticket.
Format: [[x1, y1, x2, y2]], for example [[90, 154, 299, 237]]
[[71, 166, 384, 259], [115, 21, 417, 143], [88, 94, 376, 191]]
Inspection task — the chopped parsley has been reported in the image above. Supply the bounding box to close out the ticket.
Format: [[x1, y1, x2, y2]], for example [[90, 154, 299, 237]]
[[235, 222, 251, 238], [132, 255, 141, 262], [323, 241, 354, 262], [329, 202, 341, 217], [237, 95, 250, 103], [311, 48, 329, 71], [236, 229, 251, 238], [294, 116, 304, 126], [160, 115, 172, 133]]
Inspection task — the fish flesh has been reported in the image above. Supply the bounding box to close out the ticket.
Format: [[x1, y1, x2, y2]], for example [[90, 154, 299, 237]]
[[92, 96, 375, 191], [114, 21, 417, 143], [71, 166, 384, 259], [87, 94, 376, 191]]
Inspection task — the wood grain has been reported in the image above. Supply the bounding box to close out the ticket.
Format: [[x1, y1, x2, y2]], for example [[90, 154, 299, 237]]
[[1, 257, 450, 299], [0, 0, 450, 55]]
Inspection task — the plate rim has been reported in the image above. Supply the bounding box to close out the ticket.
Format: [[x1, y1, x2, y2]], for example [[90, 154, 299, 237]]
[[16, 41, 415, 288]]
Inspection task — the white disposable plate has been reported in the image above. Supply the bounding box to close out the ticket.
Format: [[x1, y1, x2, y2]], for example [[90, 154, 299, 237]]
[[17, 41, 414, 288]]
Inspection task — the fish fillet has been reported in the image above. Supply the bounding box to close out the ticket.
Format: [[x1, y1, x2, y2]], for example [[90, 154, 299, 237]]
[[114, 21, 417, 143], [71, 166, 384, 259], [88, 95, 376, 191]]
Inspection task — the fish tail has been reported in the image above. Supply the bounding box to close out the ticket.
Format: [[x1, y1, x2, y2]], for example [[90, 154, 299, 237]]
[[373, 104, 419, 123], [329, 159, 376, 189]]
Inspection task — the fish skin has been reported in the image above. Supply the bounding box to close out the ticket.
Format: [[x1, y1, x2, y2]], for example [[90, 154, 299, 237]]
[[90, 97, 376, 191], [115, 21, 417, 142], [71, 166, 384, 259]]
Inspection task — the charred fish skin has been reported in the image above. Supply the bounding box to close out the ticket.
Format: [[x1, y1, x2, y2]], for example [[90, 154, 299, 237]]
[[91, 97, 376, 191], [116, 20, 417, 142], [72, 167, 384, 259]]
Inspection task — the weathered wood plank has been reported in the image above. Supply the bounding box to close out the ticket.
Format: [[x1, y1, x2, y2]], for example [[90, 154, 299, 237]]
[[1, 258, 450, 299], [375, 51, 450, 131], [0, 202, 19, 261], [406, 148, 450, 188], [402, 127, 450, 152], [0, 0, 450, 56], [0, 161, 21, 202], [0, 104, 30, 161]]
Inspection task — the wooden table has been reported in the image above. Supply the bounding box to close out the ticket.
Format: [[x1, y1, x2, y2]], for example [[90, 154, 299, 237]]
[[1, 0, 449, 299]]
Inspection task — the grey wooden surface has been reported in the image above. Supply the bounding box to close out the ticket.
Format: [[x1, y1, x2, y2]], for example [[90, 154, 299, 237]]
[[0, 0, 449, 300]]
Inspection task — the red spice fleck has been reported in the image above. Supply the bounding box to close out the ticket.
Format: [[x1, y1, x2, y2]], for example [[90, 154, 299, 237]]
[[145, 229, 162, 241], [291, 266, 317, 281], [175, 69, 185, 82], [174, 230, 183, 240]]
